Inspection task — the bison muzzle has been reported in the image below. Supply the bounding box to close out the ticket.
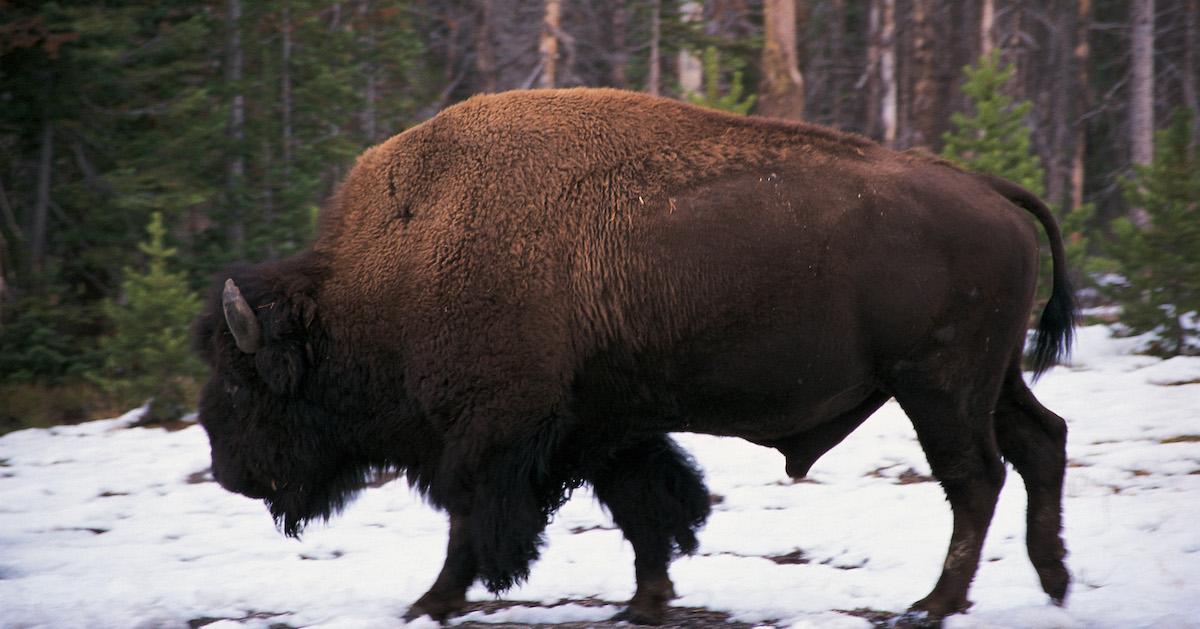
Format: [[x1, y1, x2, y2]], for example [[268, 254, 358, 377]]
[[195, 88, 1074, 625]]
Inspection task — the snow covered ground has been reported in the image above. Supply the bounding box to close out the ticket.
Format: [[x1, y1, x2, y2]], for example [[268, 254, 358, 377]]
[[1, 325, 1198, 629]]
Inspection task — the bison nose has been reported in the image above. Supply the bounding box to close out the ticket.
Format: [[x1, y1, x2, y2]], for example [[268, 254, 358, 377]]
[[211, 466, 271, 499]]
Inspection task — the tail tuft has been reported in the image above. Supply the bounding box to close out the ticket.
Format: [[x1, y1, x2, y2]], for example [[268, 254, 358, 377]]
[[1030, 272, 1075, 381]]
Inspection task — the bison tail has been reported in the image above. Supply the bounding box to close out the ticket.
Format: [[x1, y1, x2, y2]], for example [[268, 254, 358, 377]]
[[980, 173, 1077, 380]]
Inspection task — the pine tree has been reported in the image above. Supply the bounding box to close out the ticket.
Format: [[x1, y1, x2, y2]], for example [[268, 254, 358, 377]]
[[940, 51, 1098, 310], [1108, 109, 1200, 356], [94, 212, 204, 421], [684, 47, 756, 115], [941, 51, 1044, 194]]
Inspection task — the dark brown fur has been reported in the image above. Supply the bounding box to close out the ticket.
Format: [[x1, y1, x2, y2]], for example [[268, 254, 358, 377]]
[[195, 88, 1073, 625]]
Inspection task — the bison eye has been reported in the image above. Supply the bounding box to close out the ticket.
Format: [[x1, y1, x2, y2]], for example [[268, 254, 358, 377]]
[[224, 382, 240, 396]]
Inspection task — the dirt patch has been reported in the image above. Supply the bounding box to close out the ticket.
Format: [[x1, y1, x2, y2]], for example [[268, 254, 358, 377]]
[[1160, 435, 1200, 444], [767, 549, 810, 565], [186, 470, 213, 484], [868, 465, 936, 484], [839, 607, 902, 628], [451, 598, 764, 628], [188, 611, 291, 628]]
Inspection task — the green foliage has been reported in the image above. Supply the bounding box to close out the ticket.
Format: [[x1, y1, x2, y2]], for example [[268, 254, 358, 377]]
[[940, 51, 1101, 307], [1107, 109, 1200, 356], [684, 47, 756, 114], [0, 296, 102, 384], [93, 213, 204, 421], [941, 51, 1045, 195]]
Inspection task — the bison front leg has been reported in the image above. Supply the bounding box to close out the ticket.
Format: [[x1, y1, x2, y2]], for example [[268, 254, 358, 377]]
[[448, 420, 580, 595], [405, 513, 476, 622], [588, 436, 712, 625]]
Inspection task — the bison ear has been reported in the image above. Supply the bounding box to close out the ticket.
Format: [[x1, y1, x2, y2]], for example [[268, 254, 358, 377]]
[[253, 294, 318, 397], [256, 343, 305, 396]]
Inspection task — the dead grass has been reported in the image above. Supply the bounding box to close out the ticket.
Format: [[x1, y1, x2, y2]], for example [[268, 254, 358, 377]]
[[0, 381, 124, 436], [1160, 435, 1200, 444]]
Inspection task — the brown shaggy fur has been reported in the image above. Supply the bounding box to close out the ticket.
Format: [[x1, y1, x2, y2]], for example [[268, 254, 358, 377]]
[[196, 88, 1074, 625]]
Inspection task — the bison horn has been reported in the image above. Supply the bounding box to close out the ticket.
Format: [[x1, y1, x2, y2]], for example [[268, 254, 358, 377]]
[[222, 279, 263, 354]]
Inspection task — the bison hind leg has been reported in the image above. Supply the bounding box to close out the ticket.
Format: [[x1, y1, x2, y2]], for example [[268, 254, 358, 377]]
[[995, 366, 1070, 604]]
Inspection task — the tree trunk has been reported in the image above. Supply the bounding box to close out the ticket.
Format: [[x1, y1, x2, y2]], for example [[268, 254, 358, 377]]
[[678, 1, 703, 96], [225, 0, 246, 256], [1130, 0, 1155, 168], [910, 0, 939, 148], [359, 0, 378, 143], [648, 0, 661, 95], [829, 0, 846, 127], [1047, 3, 1075, 210], [1071, 0, 1092, 212], [758, 0, 806, 120], [879, 0, 897, 143], [980, 0, 995, 58], [282, 0, 293, 183], [476, 0, 497, 92], [31, 120, 52, 277], [539, 0, 561, 88], [610, 1, 628, 88], [1184, 0, 1198, 149]]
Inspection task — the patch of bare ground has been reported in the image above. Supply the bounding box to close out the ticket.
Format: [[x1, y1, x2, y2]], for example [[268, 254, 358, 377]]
[[1160, 434, 1200, 444], [839, 608, 902, 628], [450, 598, 764, 628], [867, 466, 936, 484], [188, 611, 291, 628]]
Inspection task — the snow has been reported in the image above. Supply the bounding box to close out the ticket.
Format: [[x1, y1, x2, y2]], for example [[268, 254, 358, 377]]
[[1, 325, 1198, 628]]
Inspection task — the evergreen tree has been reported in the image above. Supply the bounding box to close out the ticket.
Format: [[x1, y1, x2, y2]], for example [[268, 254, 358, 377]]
[[941, 50, 1044, 194], [684, 47, 756, 114], [1108, 109, 1200, 356], [941, 51, 1098, 308], [94, 212, 204, 422]]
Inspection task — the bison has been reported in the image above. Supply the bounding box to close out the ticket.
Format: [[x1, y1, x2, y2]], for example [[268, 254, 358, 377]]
[[195, 88, 1074, 625]]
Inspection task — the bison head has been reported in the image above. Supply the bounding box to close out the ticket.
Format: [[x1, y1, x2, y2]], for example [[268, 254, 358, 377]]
[[194, 258, 375, 537]]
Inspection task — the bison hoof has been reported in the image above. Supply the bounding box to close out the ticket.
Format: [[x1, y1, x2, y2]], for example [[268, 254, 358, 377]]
[[611, 605, 666, 626], [403, 592, 467, 623], [899, 595, 972, 628], [1038, 564, 1071, 606]]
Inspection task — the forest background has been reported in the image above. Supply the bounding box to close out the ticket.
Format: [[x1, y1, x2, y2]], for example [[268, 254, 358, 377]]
[[0, 0, 1197, 430]]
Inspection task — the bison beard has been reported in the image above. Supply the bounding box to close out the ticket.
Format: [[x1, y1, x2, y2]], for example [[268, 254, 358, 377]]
[[194, 88, 1075, 626]]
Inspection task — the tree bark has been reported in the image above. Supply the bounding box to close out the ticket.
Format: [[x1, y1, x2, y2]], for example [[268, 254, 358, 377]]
[[1184, 0, 1198, 148], [539, 0, 561, 88], [980, 0, 995, 58], [648, 0, 661, 96], [910, 0, 939, 149], [678, 1, 703, 96], [610, 1, 628, 88], [1047, 3, 1075, 210], [225, 0, 246, 256], [829, 0, 846, 127], [476, 0, 497, 92], [879, 0, 897, 143], [282, 0, 293, 182], [1071, 0, 1092, 212], [31, 120, 52, 277], [359, 0, 378, 143], [1130, 0, 1155, 168], [758, 0, 806, 120]]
